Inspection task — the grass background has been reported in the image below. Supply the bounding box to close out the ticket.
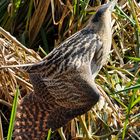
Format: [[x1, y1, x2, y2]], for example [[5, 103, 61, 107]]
[[0, 0, 140, 139]]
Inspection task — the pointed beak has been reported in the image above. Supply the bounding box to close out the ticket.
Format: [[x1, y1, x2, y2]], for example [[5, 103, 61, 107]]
[[97, 0, 118, 14], [108, 0, 118, 12]]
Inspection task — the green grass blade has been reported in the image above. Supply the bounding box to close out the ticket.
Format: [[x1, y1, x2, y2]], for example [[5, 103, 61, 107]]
[[122, 90, 136, 139], [131, 96, 140, 108], [115, 84, 140, 94], [115, 5, 135, 25], [46, 128, 51, 140], [122, 118, 128, 140], [7, 87, 19, 140], [0, 114, 4, 140], [126, 56, 140, 62]]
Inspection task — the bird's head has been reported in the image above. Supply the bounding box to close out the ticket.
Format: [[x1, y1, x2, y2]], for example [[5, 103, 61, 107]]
[[88, 0, 117, 32]]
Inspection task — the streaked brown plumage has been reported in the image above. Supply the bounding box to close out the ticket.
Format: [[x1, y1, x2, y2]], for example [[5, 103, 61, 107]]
[[14, 1, 116, 139]]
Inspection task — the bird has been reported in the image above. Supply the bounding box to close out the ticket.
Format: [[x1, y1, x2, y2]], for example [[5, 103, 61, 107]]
[[13, 1, 117, 139]]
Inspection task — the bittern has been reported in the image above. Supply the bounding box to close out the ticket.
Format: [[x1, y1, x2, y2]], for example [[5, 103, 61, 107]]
[[14, 1, 117, 139]]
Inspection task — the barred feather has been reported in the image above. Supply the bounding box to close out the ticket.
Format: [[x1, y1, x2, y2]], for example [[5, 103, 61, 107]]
[[14, 1, 116, 139]]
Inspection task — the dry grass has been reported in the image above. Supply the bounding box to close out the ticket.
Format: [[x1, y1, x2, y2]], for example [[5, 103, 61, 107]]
[[0, 0, 140, 140], [0, 27, 40, 140]]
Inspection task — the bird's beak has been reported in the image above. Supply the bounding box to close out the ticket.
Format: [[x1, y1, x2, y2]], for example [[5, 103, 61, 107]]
[[108, 0, 118, 12]]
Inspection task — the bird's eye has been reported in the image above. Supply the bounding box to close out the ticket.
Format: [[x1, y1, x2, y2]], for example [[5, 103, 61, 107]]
[[92, 10, 103, 22]]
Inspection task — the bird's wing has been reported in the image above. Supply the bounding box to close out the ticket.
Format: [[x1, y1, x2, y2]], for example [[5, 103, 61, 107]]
[[14, 73, 100, 139], [43, 71, 96, 105], [34, 69, 100, 125], [28, 68, 99, 107], [22, 28, 102, 76]]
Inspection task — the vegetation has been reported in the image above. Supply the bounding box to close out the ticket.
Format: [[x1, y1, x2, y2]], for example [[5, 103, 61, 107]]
[[0, 0, 140, 140]]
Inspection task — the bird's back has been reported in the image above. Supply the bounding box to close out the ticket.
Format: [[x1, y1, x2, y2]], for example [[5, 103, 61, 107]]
[[24, 28, 101, 76]]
